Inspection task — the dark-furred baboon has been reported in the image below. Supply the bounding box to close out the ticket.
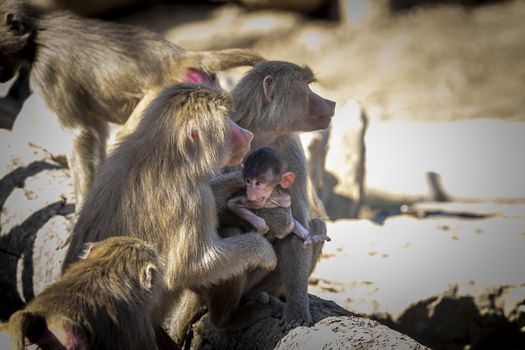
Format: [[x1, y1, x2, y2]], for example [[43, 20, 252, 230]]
[[0, 0, 263, 206], [228, 146, 331, 246], [170, 61, 336, 342], [7, 236, 164, 350], [62, 84, 277, 338]]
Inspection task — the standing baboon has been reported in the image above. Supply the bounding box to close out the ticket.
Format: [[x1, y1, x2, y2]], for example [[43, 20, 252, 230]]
[[170, 61, 336, 342], [0, 65, 30, 130], [0, 0, 263, 206], [62, 84, 277, 338], [6, 236, 164, 350]]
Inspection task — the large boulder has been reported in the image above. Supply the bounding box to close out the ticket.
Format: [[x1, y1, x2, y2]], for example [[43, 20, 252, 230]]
[[185, 294, 427, 350]]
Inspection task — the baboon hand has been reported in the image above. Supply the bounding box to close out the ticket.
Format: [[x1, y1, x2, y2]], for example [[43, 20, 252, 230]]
[[303, 233, 331, 247], [254, 218, 270, 235], [246, 233, 277, 270]]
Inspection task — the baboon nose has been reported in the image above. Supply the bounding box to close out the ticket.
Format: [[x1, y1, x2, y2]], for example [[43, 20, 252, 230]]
[[326, 99, 336, 116], [242, 128, 254, 143]]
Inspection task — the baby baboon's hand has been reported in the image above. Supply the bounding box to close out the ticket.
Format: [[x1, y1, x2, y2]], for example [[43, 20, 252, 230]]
[[303, 233, 331, 247], [253, 218, 270, 235]]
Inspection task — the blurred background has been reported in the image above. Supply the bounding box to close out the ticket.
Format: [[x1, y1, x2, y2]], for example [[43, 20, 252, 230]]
[[1, 0, 524, 349]]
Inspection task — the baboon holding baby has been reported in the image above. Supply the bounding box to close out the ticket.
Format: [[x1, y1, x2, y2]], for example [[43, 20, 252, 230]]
[[170, 61, 336, 342], [6, 236, 163, 350], [0, 0, 263, 206], [63, 84, 277, 338]]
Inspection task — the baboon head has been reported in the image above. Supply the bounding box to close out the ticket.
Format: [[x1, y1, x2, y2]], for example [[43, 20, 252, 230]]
[[232, 60, 336, 134], [135, 84, 253, 176], [0, 0, 35, 82]]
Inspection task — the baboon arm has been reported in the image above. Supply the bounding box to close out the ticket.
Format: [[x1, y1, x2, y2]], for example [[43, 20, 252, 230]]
[[276, 234, 312, 328], [184, 233, 276, 288], [292, 219, 309, 240], [227, 198, 265, 229], [278, 187, 314, 328], [211, 170, 244, 211], [69, 123, 109, 207], [0, 66, 32, 130]]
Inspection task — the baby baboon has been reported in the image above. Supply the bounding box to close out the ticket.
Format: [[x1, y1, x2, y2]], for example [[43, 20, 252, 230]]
[[62, 84, 277, 336], [0, 0, 264, 206], [170, 61, 336, 341], [0, 65, 30, 130], [228, 147, 331, 246], [7, 236, 164, 350]]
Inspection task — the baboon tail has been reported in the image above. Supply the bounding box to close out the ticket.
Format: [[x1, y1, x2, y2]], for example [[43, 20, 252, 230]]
[[7, 311, 29, 350], [308, 179, 328, 219], [181, 48, 265, 73]]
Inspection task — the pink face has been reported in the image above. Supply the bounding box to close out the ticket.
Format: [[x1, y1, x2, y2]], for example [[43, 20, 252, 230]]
[[245, 171, 277, 208], [224, 119, 254, 167]]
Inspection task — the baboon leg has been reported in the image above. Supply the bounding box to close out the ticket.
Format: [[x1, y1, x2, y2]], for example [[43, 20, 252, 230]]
[[0, 66, 32, 130], [308, 218, 326, 274], [168, 290, 205, 346], [207, 275, 276, 331], [115, 90, 158, 142], [155, 326, 180, 350], [69, 122, 108, 207], [275, 234, 313, 328]]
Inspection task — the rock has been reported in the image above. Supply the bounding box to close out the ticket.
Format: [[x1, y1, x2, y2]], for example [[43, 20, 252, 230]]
[[275, 316, 428, 350], [186, 294, 427, 350], [300, 99, 368, 220], [309, 218, 525, 349], [0, 131, 74, 320]]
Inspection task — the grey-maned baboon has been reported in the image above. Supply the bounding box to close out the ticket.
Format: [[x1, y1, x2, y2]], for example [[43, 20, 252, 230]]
[[62, 84, 277, 339], [6, 236, 164, 350], [0, 0, 264, 206], [170, 61, 336, 342], [0, 65, 30, 130], [228, 146, 331, 246]]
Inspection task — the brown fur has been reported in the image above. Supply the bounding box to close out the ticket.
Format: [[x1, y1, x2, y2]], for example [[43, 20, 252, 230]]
[[170, 61, 336, 343], [7, 236, 164, 350], [0, 0, 264, 206], [62, 84, 277, 339]]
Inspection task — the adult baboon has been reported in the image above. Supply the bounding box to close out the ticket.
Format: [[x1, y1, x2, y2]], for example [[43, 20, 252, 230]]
[[62, 84, 277, 338], [0, 0, 263, 206], [170, 61, 336, 341], [6, 236, 164, 350], [0, 65, 30, 130]]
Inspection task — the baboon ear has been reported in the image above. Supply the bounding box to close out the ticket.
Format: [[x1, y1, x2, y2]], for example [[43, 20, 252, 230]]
[[79, 243, 96, 259], [262, 75, 273, 103], [189, 129, 199, 142], [280, 171, 296, 189], [186, 120, 199, 143], [4, 12, 28, 35], [141, 263, 157, 291]]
